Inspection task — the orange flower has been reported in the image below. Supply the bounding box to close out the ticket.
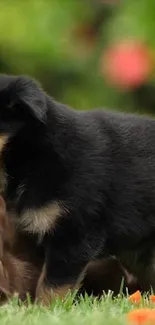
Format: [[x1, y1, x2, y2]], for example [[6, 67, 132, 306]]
[[149, 295, 155, 303], [127, 308, 155, 325], [128, 291, 142, 304]]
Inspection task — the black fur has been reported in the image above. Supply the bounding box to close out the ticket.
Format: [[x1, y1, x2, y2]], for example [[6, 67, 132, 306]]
[[0, 74, 155, 292]]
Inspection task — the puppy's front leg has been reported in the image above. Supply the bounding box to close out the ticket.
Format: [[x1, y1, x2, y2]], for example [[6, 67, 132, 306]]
[[36, 230, 98, 305], [36, 264, 83, 306]]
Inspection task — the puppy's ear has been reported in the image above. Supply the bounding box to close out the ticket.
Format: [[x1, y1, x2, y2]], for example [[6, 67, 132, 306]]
[[1, 75, 47, 123]]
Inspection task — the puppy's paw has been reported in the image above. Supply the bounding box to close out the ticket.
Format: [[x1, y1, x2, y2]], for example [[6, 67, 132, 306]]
[[36, 287, 52, 306]]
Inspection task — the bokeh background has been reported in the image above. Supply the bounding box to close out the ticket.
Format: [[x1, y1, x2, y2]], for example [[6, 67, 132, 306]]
[[1, 0, 155, 114]]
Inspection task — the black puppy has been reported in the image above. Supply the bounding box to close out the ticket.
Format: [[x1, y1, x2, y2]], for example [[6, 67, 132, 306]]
[[0, 74, 154, 304]]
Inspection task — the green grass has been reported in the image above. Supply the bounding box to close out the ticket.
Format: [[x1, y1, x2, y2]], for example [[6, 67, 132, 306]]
[[0, 292, 154, 325]]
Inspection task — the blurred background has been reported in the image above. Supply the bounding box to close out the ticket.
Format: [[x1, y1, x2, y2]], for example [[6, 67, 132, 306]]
[[1, 0, 155, 115]]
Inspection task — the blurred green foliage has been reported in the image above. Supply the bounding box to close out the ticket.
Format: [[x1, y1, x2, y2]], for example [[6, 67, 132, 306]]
[[0, 0, 154, 114]]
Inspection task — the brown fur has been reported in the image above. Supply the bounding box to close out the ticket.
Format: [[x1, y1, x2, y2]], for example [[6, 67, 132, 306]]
[[0, 196, 41, 304], [81, 258, 140, 297], [1, 253, 40, 303]]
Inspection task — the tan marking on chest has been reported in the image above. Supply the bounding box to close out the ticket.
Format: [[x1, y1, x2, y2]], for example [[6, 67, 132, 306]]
[[18, 202, 66, 239], [0, 135, 8, 153]]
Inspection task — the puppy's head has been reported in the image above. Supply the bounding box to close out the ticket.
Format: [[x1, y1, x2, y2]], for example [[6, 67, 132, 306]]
[[0, 74, 47, 137]]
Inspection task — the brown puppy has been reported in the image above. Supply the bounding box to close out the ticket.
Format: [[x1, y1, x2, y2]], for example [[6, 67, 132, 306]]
[[0, 196, 41, 304]]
